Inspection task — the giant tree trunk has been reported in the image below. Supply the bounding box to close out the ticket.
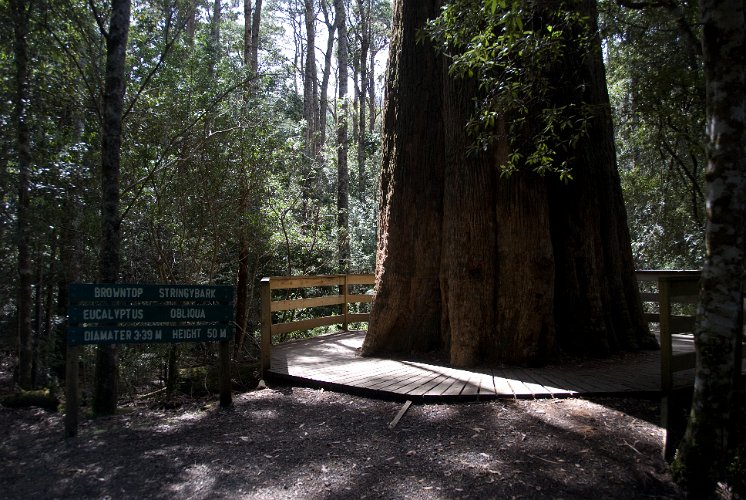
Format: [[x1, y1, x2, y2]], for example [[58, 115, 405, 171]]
[[361, 0, 447, 356], [93, 0, 130, 415], [673, 0, 744, 493], [362, 0, 654, 366]]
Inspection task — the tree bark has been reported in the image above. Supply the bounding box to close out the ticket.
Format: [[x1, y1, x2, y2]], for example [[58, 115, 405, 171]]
[[673, 0, 744, 493], [362, 0, 655, 366], [244, 0, 252, 67], [234, 0, 263, 357], [303, 0, 320, 161], [319, 1, 336, 147], [251, 0, 262, 72], [93, 0, 130, 416], [361, 0, 446, 356], [208, 0, 221, 78], [356, 0, 370, 202], [244, 0, 262, 72], [335, 0, 350, 272], [12, 0, 34, 389]]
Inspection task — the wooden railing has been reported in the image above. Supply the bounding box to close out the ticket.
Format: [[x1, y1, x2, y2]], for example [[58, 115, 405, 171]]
[[636, 270, 701, 394], [260, 274, 375, 371], [636, 269, 746, 458]]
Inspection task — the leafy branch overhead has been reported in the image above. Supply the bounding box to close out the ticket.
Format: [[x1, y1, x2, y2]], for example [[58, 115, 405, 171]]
[[424, 0, 599, 181]]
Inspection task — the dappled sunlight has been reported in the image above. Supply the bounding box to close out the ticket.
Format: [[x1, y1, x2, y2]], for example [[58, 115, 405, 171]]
[[166, 463, 217, 497], [269, 331, 660, 399], [0, 385, 679, 498]]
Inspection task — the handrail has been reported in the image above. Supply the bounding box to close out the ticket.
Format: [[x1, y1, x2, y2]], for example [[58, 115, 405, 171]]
[[636, 270, 700, 391], [636, 270, 702, 459], [260, 274, 375, 372]]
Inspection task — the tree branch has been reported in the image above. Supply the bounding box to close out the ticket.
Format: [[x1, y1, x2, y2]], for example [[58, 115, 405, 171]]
[[88, 0, 109, 39], [616, 0, 668, 9], [119, 75, 265, 222], [616, 0, 702, 66], [122, 4, 186, 121]]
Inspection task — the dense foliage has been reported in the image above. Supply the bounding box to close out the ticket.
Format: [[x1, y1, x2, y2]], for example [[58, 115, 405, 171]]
[[425, 0, 594, 181], [601, 0, 706, 269], [0, 0, 389, 392]]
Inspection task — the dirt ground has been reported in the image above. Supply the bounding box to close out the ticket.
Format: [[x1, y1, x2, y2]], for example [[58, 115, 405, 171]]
[[0, 371, 686, 500]]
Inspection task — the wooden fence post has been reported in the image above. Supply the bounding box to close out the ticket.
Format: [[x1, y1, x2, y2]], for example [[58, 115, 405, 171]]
[[219, 340, 231, 407], [659, 278, 672, 395], [261, 277, 272, 374], [658, 277, 676, 459], [64, 344, 79, 438], [342, 274, 349, 331]]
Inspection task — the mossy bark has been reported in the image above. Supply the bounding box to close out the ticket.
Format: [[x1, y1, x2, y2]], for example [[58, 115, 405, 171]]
[[673, 0, 744, 493]]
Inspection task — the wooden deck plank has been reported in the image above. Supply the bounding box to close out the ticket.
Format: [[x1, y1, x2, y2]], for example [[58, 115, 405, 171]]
[[424, 373, 463, 397], [395, 368, 446, 395], [514, 369, 576, 397], [459, 371, 482, 397], [266, 331, 689, 401], [498, 369, 537, 398], [355, 365, 416, 390], [475, 371, 498, 397], [406, 374, 450, 396], [521, 369, 581, 396], [491, 370, 516, 396]]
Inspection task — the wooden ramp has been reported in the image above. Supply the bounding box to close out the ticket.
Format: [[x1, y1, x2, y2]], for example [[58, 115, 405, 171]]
[[266, 331, 697, 401]]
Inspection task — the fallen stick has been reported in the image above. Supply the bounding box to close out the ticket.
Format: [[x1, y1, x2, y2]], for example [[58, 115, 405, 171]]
[[389, 400, 413, 429], [137, 387, 167, 400]]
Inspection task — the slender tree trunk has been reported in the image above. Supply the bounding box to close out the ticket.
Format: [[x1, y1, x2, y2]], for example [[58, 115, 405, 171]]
[[301, 0, 320, 212], [244, 0, 253, 67], [363, 0, 654, 366], [335, 0, 350, 272], [33, 247, 44, 386], [356, 0, 369, 202], [673, 0, 745, 493], [93, 0, 130, 416], [235, 1, 254, 355], [12, 0, 34, 390], [44, 233, 56, 338], [251, 0, 262, 72], [234, 237, 250, 354], [209, 0, 221, 78], [319, 1, 336, 148], [303, 0, 319, 159], [368, 38, 376, 132], [235, 0, 263, 357], [180, 0, 197, 45]]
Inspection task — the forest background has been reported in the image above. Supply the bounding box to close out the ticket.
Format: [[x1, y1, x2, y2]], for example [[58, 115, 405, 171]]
[[0, 0, 706, 397]]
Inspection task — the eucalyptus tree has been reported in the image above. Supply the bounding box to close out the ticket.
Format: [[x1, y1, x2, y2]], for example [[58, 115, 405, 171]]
[[672, 0, 744, 493], [362, 0, 654, 366]]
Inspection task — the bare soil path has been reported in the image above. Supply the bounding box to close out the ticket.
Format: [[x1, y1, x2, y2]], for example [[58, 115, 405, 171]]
[[1, 383, 682, 499]]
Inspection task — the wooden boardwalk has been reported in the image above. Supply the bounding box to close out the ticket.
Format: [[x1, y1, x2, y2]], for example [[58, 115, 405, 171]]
[[266, 331, 698, 401]]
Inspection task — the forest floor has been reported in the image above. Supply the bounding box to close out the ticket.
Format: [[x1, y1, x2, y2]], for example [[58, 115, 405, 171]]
[[0, 355, 687, 499]]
